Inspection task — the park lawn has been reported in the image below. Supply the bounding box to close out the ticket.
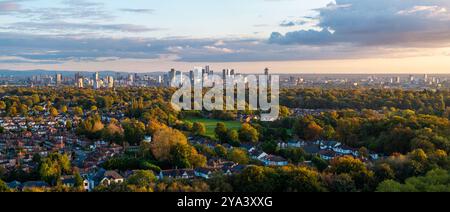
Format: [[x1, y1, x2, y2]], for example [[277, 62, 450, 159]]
[[184, 118, 242, 138]]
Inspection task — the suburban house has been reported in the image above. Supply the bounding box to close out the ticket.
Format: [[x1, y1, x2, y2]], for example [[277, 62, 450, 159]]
[[319, 150, 337, 160], [194, 167, 217, 179], [143, 136, 152, 143], [261, 155, 289, 166], [6, 181, 22, 190], [93, 169, 124, 186], [159, 169, 195, 180], [249, 148, 268, 160], [60, 175, 92, 191], [21, 181, 50, 191], [249, 147, 289, 167], [61, 175, 77, 187]]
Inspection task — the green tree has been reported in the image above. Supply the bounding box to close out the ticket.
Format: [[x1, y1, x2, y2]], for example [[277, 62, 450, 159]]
[[227, 129, 240, 146], [74, 171, 84, 188], [0, 179, 10, 192], [374, 163, 396, 183], [215, 122, 228, 142], [228, 148, 249, 164], [326, 174, 357, 192], [208, 173, 233, 192], [192, 122, 206, 136], [214, 144, 228, 158], [170, 142, 207, 168], [66, 120, 73, 131], [312, 156, 329, 172], [330, 156, 375, 191], [170, 143, 193, 168], [239, 123, 259, 143], [127, 170, 157, 188], [38, 153, 71, 185], [123, 120, 146, 145], [377, 169, 450, 192], [282, 166, 326, 192]]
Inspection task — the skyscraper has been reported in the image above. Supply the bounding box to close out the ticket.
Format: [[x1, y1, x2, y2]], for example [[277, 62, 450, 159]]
[[93, 72, 100, 82], [169, 68, 176, 85], [93, 72, 101, 89], [158, 75, 163, 84], [222, 69, 231, 80], [77, 78, 84, 88], [189, 70, 194, 84], [128, 74, 134, 86], [56, 74, 62, 86], [409, 75, 415, 83], [107, 76, 114, 88], [75, 73, 83, 88]]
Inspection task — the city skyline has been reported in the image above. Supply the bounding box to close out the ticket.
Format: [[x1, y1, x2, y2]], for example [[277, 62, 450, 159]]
[[1, 0, 450, 73]]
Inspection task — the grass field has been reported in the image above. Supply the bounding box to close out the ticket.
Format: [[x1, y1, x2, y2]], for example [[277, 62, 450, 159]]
[[184, 118, 242, 138]]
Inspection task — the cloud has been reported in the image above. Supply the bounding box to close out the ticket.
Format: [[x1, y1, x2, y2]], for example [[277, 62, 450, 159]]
[[120, 8, 154, 14], [203, 46, 236, 54], [279, 21, 296, 27], [0, 30, 441, 66], [62, 0, 103, 8], [269, 0, 450, 47], [2, 0, 112, 21], [2, 0, 450, 66], [1, 21, 164, 33]]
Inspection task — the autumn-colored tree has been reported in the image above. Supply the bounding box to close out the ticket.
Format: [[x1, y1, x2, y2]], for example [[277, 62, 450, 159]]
[[151, 127, 188, 161], [77, 115, 104, 139], [170, 143, 207, 168], [73, 107, 84, 117], [330, 156, 375, 190], [49, 107, 59, 117], [239, 123, 259, 143], [127, 170, 157, 188], [192, 122, 206, 136], [228, 148, 249, 164], [305, 122, 323, 141], [0, 179, 9, 192], [102, 122, 125, 144], [38, 153, 71, 185], [0, 101, 6, 110], [60, 105, 68, 114], [146, 119, 167, 135]]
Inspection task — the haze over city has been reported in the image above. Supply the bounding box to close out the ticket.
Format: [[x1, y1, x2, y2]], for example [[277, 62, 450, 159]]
[[1, 0, 450, 73]]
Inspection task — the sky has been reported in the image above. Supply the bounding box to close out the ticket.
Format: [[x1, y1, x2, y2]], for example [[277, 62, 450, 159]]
[[1, 0, 450, 73]]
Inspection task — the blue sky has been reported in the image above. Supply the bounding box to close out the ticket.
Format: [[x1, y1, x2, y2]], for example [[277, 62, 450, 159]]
[[0, 0, 328, 38], [1, 0, 450, 73]]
